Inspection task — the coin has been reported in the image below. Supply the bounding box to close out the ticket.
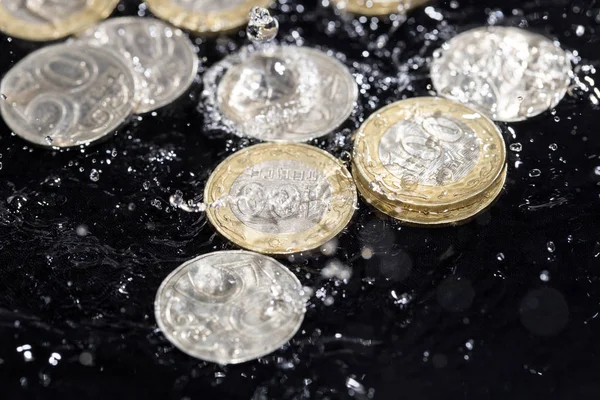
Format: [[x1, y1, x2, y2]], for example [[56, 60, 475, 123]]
[[154, 250, 306, 364], [352, 97, 506, 212], [330, 0, 430, 16], [354, 163, 507, 226], [0, 42, 136, 147], [209, 46, 357, 142], [0, 0, 118, 41], [430, 26, 573, 122], [145, 0, 272, 35], [79, 17, 198, 114], [205, 143, 357, 254]]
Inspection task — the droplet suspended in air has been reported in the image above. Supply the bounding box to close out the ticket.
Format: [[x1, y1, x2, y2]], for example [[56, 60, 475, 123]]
[[246, 6, 279, 44]]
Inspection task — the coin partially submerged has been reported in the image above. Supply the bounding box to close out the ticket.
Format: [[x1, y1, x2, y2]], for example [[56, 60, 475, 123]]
[[352, 97, 507, 225], [205, 143, 357, 254], [431, 26, 573, 122], [155, 251, 306, 364], [207, 45, 357, 142], [0, 0, 118, 41], [79, 17, 198, 114], [0, 42, 136, 147], [145, 0, 271, 35], [330, 0, 430, 16]]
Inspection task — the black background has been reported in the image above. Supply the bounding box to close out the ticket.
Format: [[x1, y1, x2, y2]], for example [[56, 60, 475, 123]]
[[1, 0, 599, 399]]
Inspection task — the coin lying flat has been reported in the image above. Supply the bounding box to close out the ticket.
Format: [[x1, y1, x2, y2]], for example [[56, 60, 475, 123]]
[[331, 0, 430, 16], [145, 0, 271, 35], [352, 97, 506, 214], [431, 26, 573, 122], [0, 42, 136, 147], [79, 17, 198, 114], [155, 251, 306, 364], [208, 46, 357, 142], [0, 0, 118, 41], [354, 163, 507, 226], [205, 143, 357, 254]]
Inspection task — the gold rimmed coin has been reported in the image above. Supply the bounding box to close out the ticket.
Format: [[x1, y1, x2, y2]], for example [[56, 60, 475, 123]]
[[145, 0, 272, 35], [330, 0, 430, 16], [352, 97, 506, 213], [354, 163, 507, 226], [0, 0, 118, 41], [205, 143, 357, 255]]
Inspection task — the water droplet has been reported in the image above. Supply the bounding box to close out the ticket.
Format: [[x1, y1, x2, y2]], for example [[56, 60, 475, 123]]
[[547, 241, 556, 253], [509, 142, 522, 152], [246, 6, 279, 44], [89, 169, 100, 182], [549, 143, 558, 151], [540, 270, 550, 282], [76, 225, 88, 236], [594, 166, 600, 176], [142, 180, 150, 190], [529, 169, 541, 177], [575, 25, 585, 36], [45, 136, 53, 145]]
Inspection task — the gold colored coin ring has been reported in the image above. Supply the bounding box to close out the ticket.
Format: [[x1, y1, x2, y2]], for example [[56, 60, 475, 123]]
[[353, 163, 507, 227], [331, 0, 430, 16], [204, 143, 357, 255], [145, 0, 272, 35], [352, 96, 506, 212], [0, 0, 118, 41]]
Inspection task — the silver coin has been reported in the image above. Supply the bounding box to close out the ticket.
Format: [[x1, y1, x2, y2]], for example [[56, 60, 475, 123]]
[[430, 26, 572, 122], [208, 45, 358, 142], [1, 0, 85, 24], [229, 159, 332, 234], [0, 42, 135, 147], [154, 250, 306, 364], [379, 115, 480, 186], [79, 17, 198, 114]]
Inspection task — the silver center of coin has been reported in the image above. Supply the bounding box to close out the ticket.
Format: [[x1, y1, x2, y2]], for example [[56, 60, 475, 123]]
[[378, 115, 481, 186], [0, 42, 135, 147], [79, 17, 198, 114], [229, 160, 332, 234], [210, 46, 357, 142], [2, 0, 86, 23], [431, 26, 572, 122], [154, 251, 306, 365], [171, 0, 246, 12]]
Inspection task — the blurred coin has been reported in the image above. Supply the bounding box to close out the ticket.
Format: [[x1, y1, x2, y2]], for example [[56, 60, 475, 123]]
[[155, 250, 306, 364], [145, 0, 272, 35], [330, 0, 430, 16], [79, 17, 198, 113], [352, 97, 506, 212], [0, 0, 118, 41], [0, 42, 136, 147], [431, 26, 572, 122], [205, 143, 357, 254], [210, 46, 357, 142]]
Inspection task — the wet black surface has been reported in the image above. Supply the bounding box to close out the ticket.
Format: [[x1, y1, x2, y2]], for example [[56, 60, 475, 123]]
[[1, 0, 599, 399]]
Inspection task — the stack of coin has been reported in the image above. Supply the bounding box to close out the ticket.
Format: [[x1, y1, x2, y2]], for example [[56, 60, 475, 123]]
[[330, 0, 430, 16], [352, 97, 507, 226], [204, 143, 357, 254]]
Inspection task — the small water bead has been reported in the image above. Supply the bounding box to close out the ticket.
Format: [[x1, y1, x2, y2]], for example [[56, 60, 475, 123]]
[[246, 7, 279, 44], [509, 142, 522, 152], [89, 169, 100, 182], [529, 169, 541, 177]]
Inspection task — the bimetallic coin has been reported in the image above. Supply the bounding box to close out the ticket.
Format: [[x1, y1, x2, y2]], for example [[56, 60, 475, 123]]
[[331, 0, 430, 16], [431, 26, 573, 122], [205, 143, 357, 254], [0, 0, 118, 41], [155, 251, 306, 364], [354, 163, 507, 226], [210, 46, 357, 142], [145, 0, 272, 35], [352, 97, 506, 211], [0, 43, 136, 147], [79, 17, 198, 114]]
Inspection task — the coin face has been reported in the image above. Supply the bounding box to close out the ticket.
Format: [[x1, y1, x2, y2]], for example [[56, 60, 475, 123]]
[[205, 143, 357, 254], [0, 0, 118, 41], [331, 0, 430, 16], [211, 46, 357, 142], [354, 164, 507, 226], [145, 0, 272, 34], [154, 251, 306, 364], [430, 26, 573, 122], [352, 97, 506, 210], [0, 43, 136, 147], [79, 17, 198, 114]]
